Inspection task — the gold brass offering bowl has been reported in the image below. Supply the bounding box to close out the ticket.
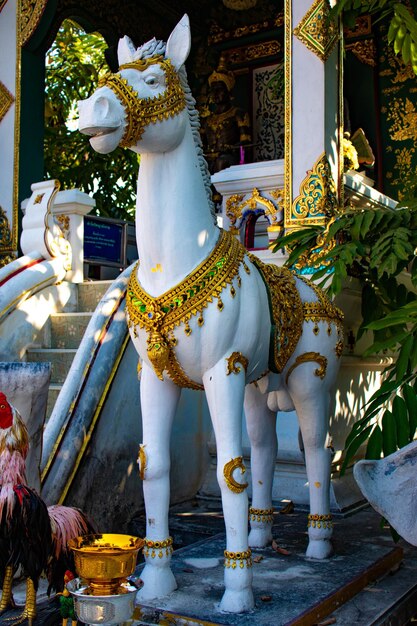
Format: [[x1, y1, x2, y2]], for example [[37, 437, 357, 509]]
[[68, 533, 144, 596]]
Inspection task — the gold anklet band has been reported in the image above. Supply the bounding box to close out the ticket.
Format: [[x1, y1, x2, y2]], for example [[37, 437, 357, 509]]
[[249, 507, 274, 523], [307, 513, 333, 529], [143, 536, 174, 558], [224, 548, 252, 569]]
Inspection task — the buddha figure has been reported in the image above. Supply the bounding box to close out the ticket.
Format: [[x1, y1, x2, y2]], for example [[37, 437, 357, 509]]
[[201, 58, 251, 174]]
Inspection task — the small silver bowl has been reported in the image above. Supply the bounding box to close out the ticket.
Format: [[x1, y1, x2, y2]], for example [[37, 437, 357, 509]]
[[67, 577, 141, 625]]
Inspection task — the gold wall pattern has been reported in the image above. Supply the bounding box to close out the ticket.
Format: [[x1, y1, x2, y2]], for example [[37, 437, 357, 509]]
[[293, 0, 338, 63], [20, 0, 48, 45], [0, 80, 14, 122], [0, 205, 15, 267], [289, 153, 338, 228], [222, 40, 280, 67], [345, 39, 376, 67], [208, 14, 282, 45]]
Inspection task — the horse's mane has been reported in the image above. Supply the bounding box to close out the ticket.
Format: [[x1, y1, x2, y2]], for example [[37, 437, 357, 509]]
[[133, 38, 216, 222]]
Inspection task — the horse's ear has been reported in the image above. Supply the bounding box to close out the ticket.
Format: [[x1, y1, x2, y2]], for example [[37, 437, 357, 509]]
[[117, 36, 136, 66], [166, 14, 191, 69]]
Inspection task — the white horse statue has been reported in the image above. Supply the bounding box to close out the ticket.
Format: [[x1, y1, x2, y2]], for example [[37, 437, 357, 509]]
[[78, 15, 344, 613]]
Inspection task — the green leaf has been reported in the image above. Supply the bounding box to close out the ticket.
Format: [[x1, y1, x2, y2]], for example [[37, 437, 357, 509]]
[[362, 379, 401, 421], [341, 424, 374, 475], [360, 210, 376, 237], [365, 425, 383, 460], [393, 396, 410, 448], [403, 384, 417, 439], [362, 330, 409, 355], [382, 410, 397, 456], [395, 335, 413, 382]]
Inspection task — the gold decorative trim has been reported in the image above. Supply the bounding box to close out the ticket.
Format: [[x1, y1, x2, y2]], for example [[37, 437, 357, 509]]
[[249, 255, 304, 373], [226, 187, 280, 230], [20, 0, 48, 46], [249, 507, 274, 524], [346, 39, 377, 67], [293, 0, 338, 63], [298, 274, 344, 330], [56, 214, 70, 238], [290, 153, 338, 228], [166, 349, 203, 390], [285, 351, 328, 385], [308, 513, 333, 529], [222, 41, 281, 67], [10, 0, 22, 255], [138, 444, 147, 481], [126, 229, 245, 381], [284, 0, 292, 227], [0, 205, 13, 261], [99, 58, 186, 149], [0, 81, 14, 123], [143, 536, 173, 559], [226, 352, 249, 376], [223, 456, 248, 494], [335, 340, 344, 358], [338, 25, 344, 209], [224, 549, 252, 569], [0, 206, 12, 248], [208, 15, 282, 45]]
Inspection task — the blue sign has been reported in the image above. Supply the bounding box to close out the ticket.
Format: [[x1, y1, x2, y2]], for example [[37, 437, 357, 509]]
[[84, 217, 123, 264]]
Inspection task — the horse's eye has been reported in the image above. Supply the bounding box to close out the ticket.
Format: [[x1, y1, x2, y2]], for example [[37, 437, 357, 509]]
[[145, 76, 158, 87]]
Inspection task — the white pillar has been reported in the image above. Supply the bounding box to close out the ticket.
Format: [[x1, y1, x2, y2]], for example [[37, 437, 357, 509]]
[[285, 0, 342, 232], [0, 0, 18, 262], [52, 189, 95, 283]]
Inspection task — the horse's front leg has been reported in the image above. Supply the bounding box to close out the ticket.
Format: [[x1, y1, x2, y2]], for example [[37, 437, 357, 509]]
[[203, 360, 254, 613], [136, 363, 181, 601]]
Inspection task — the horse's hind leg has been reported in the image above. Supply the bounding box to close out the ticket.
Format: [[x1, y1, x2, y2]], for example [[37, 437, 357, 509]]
[[203, 361, 254, 613], [244, 382, 277, 548], [289, 371, 333, 559], [136, 363, 181, 601]]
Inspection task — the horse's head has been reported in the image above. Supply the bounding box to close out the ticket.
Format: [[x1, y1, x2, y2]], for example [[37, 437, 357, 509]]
[[78, 15, 191, 154]]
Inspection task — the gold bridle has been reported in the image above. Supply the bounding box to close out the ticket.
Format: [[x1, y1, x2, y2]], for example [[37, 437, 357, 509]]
[[98, 56, 186, 148]]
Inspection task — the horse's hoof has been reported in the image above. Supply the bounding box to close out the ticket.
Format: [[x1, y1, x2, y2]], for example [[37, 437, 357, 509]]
[[135, 565, 177, 600], [306, 539, 333, 560], [248, 528, 272, 548], [219, 588, 254, 613]]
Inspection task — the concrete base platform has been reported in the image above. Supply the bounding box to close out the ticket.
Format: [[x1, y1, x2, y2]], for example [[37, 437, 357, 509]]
[[1, 504, 417, 626], [133, 512, 405, 626]]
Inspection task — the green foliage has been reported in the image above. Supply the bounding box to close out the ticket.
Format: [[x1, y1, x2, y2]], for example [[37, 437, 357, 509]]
[[330, 1, 417, 74], [274, 200, 417, 474], [44, 19, 138, 219]]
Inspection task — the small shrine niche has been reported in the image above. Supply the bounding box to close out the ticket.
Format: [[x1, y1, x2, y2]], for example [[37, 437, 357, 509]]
[[189, 5, 284, 170]]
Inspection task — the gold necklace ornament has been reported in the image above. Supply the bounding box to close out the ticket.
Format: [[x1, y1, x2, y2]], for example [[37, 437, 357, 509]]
[[126, 229, 245, 381], [98, 57, 186, 148]]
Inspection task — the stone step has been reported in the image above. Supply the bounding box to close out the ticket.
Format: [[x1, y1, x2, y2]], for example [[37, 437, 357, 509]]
[[71, 280, 112, 313], [50, 312, 92, 349], [26, 348, 77, 384], [45, 383, 62, 422]]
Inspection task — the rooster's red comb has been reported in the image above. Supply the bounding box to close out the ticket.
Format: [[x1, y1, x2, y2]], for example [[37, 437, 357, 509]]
[[0, 393, 13, 429]]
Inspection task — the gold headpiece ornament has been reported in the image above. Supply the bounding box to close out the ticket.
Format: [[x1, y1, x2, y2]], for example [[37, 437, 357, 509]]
[[98, 57, 186, 148], [208, 56, 235, 92]]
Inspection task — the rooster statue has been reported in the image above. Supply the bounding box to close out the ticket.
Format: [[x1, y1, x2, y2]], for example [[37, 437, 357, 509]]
[[0, 392, 95, 625]]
